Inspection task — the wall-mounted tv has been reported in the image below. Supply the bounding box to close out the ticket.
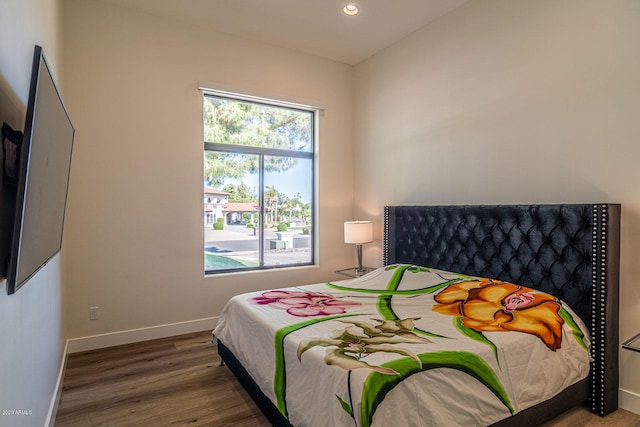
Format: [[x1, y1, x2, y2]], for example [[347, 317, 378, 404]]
[[3, 45, 74, 295]]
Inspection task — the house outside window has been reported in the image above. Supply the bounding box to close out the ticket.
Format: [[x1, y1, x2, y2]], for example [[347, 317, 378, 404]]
[[203, 93, 315, 273]]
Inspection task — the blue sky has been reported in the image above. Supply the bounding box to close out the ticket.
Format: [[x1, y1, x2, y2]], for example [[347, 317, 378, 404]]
[[264, 158, 312, 203]]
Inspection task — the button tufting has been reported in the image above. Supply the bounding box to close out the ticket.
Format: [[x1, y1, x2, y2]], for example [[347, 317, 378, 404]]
[[387, 204, 595, 328]]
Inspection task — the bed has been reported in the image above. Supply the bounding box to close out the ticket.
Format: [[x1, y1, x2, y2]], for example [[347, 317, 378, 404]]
[[214, 204, 620, 426]]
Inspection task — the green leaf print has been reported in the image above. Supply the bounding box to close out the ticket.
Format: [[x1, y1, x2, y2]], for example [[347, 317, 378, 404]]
[[360, 351, 514, 427]]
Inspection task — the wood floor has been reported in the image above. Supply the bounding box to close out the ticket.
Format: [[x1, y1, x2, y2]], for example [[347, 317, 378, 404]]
[[55, 331, 640, 427]]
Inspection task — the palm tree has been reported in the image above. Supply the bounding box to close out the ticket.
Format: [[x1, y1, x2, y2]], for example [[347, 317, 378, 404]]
[[265, 186, 279, 225]]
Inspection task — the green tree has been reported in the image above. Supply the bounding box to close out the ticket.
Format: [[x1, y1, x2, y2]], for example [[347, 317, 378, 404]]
[[222, 182, 257, 203], [204, 152, 255, 187], [301, 202, 312, 222], [203, 96, 311, 186], [284, 192, 303, 221], [265, 185, 280, 224]]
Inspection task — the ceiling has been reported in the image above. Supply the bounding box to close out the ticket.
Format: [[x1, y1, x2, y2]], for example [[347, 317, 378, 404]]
[[97, 0, 471, 65]]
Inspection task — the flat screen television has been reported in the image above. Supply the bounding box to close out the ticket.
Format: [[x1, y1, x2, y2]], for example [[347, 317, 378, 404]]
[[4, 45, 74, 295]]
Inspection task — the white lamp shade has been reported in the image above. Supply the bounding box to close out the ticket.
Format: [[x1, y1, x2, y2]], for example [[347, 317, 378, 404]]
[[344, 221, 373, 244]]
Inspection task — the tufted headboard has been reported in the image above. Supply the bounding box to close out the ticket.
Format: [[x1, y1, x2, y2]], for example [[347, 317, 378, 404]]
[[383, 204, 620, 417]]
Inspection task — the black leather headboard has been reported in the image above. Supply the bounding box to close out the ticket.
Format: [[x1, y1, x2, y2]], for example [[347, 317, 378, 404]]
[[383, 204, 620, 416]]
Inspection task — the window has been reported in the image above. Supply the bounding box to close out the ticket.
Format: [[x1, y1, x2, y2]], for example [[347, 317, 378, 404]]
[[203, 94, 315, 273]]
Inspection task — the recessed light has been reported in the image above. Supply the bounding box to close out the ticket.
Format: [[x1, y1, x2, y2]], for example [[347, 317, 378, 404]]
[[343, 4, 359, 16]]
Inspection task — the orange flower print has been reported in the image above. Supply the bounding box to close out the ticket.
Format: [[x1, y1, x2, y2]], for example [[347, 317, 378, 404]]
[[433, 279, 564, 351]]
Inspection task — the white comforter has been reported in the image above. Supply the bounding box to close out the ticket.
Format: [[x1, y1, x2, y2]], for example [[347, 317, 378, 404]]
[[213, 265, 590, 427]]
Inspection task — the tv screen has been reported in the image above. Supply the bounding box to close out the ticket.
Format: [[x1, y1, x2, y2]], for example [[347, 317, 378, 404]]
[[5, 45, 74, 295]]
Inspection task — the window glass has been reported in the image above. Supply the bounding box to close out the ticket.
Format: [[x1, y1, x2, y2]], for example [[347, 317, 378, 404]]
[[204, 152, 260, 271], [204, 97, 312, 152], [263, 156, 313, 267]]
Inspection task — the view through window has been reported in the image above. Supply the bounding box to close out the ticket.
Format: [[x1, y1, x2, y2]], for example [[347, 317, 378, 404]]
[[203, 94, 315, 273]]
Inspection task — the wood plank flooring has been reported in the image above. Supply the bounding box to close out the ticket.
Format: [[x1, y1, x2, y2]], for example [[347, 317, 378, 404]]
[[55, 331, 640, 427], [55, 331, 268, 426]]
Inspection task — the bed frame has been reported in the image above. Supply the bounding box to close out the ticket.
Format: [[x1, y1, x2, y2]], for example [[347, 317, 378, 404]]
[[218, 203, 620, 426]]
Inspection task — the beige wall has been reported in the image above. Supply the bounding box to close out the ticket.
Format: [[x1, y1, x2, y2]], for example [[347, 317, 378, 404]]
[[0, 0, 66, 425], [354, 0, 640, 409], [63, 0, 354, 338]]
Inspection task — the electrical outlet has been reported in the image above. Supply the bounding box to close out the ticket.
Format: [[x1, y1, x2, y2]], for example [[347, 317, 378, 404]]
[[89, 306, 99, 320]]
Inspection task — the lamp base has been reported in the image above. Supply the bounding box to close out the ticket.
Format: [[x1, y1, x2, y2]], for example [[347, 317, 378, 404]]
[[355, 243, 364, 272]]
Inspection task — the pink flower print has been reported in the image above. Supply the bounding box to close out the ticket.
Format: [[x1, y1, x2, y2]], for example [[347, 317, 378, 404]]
[[251, 290, 360, 317], [503, 292, 535, 311]]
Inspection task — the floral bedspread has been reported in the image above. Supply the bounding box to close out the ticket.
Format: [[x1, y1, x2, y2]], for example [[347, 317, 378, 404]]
[[213, 265, 590, 427]]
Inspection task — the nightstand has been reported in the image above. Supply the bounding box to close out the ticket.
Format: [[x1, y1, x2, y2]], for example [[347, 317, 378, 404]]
[[622, 332, 640, 353], [334, 266, 374, 278]]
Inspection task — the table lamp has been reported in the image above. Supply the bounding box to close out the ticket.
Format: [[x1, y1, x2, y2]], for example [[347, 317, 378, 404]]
[[344, 220, 373, 274]]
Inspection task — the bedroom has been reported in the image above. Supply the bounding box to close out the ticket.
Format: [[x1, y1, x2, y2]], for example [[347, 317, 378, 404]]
[[0, 0, 638, 426]]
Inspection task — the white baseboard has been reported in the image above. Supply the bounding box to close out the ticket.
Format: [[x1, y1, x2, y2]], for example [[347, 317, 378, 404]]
[[66, 317, 219, 354], [620, 387, 640, 416], [46, 339, 68, 427]]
